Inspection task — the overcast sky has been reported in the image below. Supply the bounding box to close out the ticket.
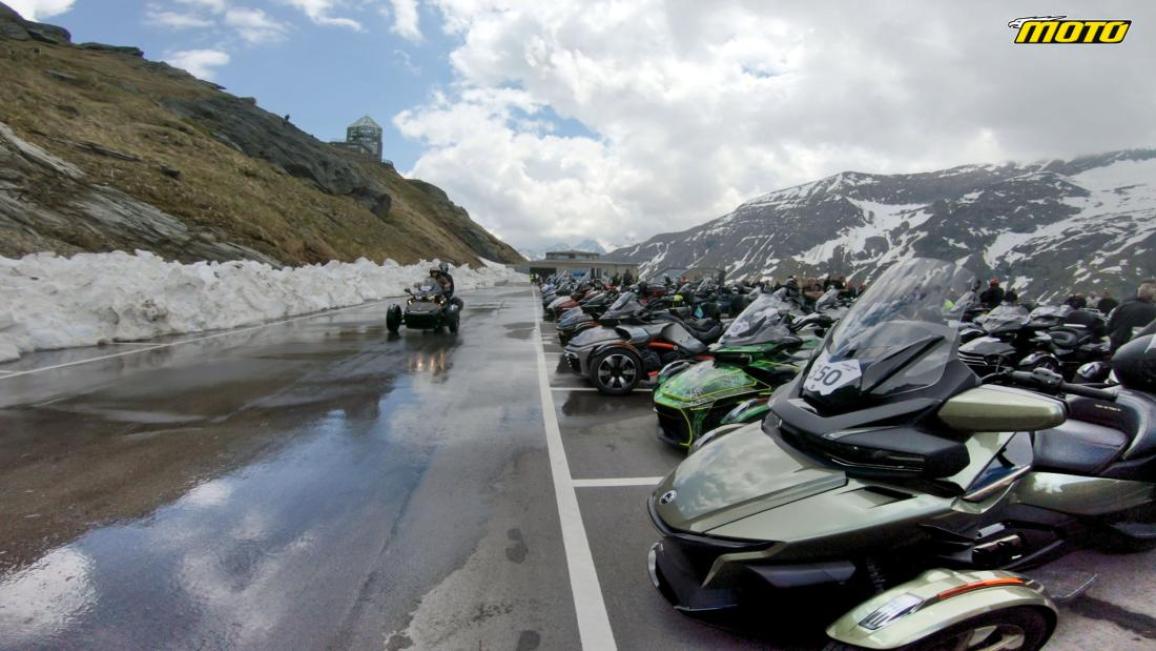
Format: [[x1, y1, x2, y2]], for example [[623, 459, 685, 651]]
[[12, 1, 1156, 251]]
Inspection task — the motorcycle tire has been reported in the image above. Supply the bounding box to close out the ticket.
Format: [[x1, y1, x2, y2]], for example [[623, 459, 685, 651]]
[[823, 605, 1052, 651], [591, 347, 643, 396], [386, 305, 402, 334]]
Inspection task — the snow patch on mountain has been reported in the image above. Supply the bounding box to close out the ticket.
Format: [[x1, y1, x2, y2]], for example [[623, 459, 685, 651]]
[[610, 149, 1156, 300]]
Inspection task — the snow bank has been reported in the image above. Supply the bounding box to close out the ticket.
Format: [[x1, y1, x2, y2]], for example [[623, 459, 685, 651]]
[[0, 251, 527, 363]]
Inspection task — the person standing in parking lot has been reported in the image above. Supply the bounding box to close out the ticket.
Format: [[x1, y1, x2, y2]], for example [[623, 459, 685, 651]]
[[1097, 293, 1119, 314], [1108, 281, 1156, 351], [979, 278, 1004, 309]]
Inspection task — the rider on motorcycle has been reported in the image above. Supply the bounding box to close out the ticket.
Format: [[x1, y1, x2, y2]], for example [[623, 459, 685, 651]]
[[430, 263, 463, 308]]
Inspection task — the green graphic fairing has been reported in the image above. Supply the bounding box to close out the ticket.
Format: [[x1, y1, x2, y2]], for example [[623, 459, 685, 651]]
[[651, 287, 831, 449], [656, 361, 759, 405], [653, 353, 799, 448]]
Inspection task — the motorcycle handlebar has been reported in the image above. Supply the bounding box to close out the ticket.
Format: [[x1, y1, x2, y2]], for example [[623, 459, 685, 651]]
[[1006, 370, 1116, 402]]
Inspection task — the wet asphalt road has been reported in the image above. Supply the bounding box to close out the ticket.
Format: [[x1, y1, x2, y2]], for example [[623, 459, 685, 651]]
[[0, 287, 575, 650], [2, 285, 1156, 650]]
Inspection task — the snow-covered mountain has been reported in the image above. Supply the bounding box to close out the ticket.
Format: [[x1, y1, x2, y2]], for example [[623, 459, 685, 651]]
[[611, 150, 1156, 301]]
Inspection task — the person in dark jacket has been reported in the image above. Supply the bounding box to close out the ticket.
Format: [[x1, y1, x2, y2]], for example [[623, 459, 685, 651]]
[[1108, 281, 1156, 350], [1064, 294, 1087, 310], [979, 278, 1004, 309], [1096, 293, 1119, 314]]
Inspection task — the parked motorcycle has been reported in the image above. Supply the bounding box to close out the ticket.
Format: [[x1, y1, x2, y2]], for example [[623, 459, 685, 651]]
[[563, 291, 723, 395], [556, 288, 620, 345], [651, 291, 815, 449], [647, 258, 1156, 651]]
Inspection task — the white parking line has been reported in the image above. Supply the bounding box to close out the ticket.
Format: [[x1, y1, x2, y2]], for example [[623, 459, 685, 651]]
[[550, 386, 652, 393], [532, 290, 618, 650], [0, 299, 390, 381], [572, 477, 663, 488]]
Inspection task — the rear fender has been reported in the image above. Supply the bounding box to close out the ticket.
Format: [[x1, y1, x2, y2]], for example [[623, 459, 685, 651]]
[[591, 341, 639, 361], [825, 569, 1056, 650]]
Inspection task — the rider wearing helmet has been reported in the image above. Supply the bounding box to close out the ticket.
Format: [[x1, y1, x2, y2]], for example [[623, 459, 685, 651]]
[[430, 262, 463, 308]]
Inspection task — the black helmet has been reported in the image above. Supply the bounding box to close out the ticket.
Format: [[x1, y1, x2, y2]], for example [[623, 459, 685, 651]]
[[439, 262, 450, 274], [1111, 334, 1156, 392], [1075, 361, 1111, 385]]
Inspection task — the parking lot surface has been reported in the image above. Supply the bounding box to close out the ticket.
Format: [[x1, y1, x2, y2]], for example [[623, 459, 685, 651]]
[[0, 285, 1153, 650]]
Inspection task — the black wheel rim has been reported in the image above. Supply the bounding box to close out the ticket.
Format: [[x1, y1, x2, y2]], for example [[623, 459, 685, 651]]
[[597, 353, 637, 389]]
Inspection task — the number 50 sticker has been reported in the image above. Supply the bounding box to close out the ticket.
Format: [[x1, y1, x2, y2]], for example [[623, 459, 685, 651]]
[[803, 357, 862, 396]]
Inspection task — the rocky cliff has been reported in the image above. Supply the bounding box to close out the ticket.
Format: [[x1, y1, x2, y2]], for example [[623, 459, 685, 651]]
[[0, 3, 523, 266], [611, 150, 1156, 301]]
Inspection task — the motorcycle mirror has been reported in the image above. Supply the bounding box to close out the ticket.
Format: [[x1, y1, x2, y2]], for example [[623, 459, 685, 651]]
[[937, 385, 1065, 432]]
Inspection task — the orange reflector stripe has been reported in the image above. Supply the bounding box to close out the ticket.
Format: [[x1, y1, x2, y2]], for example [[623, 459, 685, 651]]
[[936, 577, 1026, 601]]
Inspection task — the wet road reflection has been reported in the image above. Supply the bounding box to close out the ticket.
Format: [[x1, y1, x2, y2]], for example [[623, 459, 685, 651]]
[[0, 293, 546, 650]]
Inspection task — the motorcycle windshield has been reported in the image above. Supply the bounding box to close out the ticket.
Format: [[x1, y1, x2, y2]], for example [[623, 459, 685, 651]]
[[559, 309, 590, 326], [602, 291, 642, 319], [813, 288, 841, 312], [801, 258, 974, 406], [718, 292, 793, 346], [1030, 305, 1072, 321], [415, 282, 441, 298], [980, 304, 1029, 332]]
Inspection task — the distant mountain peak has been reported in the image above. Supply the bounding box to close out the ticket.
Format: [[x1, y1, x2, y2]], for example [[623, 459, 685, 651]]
[[611, 149, 1156, 300]]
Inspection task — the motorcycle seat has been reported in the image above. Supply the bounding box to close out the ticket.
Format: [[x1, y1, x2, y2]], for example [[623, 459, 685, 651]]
[[1048, 329, 1083, 348], [1115, 390, 1156, 460], [674, 319, 723, 343], [1032, 419, 1129, 476]]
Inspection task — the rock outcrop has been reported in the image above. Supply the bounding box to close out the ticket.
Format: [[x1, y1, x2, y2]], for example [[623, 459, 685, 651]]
[[0, 2, 523, 266]]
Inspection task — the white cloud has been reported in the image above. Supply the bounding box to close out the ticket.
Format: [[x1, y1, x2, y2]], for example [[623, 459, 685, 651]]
[[400, 1, 1156, 250], [174, 0, 227, 12], [389, 0, 421, 41], [165, 48, 231, 80], [225, 7, 289, 44], [283, 0, 363, 30], [5, 0, 75, 20], [393, 48, 420, 74], [146, 8, 215, 29]]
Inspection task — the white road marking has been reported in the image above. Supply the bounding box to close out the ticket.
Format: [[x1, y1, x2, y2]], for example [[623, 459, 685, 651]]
[[102, 341, 167, 347], [550, 386, 651, 393], [532, 290, 618, 650], [0, 299, 390, 381], [572, 477, 664, 488]]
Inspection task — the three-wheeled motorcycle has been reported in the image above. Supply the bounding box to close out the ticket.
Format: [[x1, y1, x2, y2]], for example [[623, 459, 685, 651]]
[[386, 281, 461, 334], [652, 291, 816, 449], [648, 258, 1156, 650]]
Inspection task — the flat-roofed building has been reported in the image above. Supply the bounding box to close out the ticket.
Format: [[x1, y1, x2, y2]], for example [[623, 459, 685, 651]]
[[516, 250, 639, 280]]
